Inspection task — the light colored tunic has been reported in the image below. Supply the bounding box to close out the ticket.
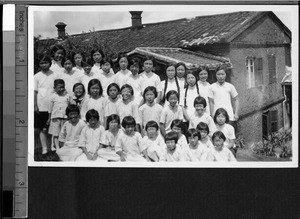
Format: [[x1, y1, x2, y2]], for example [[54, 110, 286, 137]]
[[114, 69, 132, 88], [142, 135, 166, 162], [125, 74, 143, 105], [189, 111, 216, 137], [117, 100, 141, 124], [57, 69, 82, 95], [160, 105, 184, 133], [162, 145, 186, 162], [98, 71, 116, 97], [80, 96, 105, 125], [48, 92, 70, 119], [183, 85, 200, 118], [215, 123, 236, 148], [206, 147, 237, 162], [97, 129, 122, 161], [198, 81, 212, 114], [138, 103, 163, 129], [139, 71, 163, 94], [184, 142, 209, 162], [103, 96, 122, 117]]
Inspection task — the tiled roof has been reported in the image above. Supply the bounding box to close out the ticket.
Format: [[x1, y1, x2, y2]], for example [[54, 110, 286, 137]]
[[127, 47, 231, 69], [67, 11, 289, 53]]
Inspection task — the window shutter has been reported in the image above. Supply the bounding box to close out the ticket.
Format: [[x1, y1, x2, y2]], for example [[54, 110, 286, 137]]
[[268, 55, 276, 84], [270, 110, 278, 132], [255, 58, 263, 86]]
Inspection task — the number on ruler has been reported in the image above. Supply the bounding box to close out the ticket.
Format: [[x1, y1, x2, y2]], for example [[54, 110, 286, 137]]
[[19, 120, 25, 124]]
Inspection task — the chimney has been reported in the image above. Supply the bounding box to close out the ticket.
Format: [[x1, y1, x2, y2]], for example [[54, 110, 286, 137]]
[[55, 22, 67, 39], [129, 11, 143, 29]]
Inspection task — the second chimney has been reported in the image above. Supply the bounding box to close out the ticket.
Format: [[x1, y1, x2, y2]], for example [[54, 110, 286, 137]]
[[55, 22, 67, 39], [129, 11, 143, 29]]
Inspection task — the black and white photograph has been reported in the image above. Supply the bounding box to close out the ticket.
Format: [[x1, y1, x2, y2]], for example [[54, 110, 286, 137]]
[[28, 5, 298, 167]]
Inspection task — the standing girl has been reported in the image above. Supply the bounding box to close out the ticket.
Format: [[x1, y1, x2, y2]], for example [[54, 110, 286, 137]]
[[34, 55, 58, 155], [97, 114, 122, 161], [80, 79, 105, 125], [80, 58, 98, 92], [160, 64, 182, 106], [198, 66, 212, 115], [114, 53, 132, 88], [175, 62, 187, 93], [116, 84, 141, 132], [90, 48, 105, 76], [72, 50, 85, 76], [159, 90, 184, 137], [50, 45, 66, 74], [183, 70, 201, 120], [213, 108, 237, 156], [138, 86, 163, 135], [103, 83, 122, 128], [139, 56, 162, 104], [58, 56, 82, 94], [99, 57, 116, 98], [69, 83, 86, 112]]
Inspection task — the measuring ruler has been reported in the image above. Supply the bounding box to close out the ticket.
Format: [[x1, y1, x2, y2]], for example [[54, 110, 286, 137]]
[[14, 5, 28, 218]]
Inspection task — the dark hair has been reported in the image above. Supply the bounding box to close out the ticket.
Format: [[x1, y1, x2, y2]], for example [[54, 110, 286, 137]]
[[143, 86, 158, 102], [122, 116, 136, 128], [129, 57, 141, 69], [161, 64, 180, 105], [194, 96, 207, 108], [65, 104, 80, 117], [101, 57, 113, 66], [71, 50, 85, 67], [184, 70, 200, 107], [213, 108, 230, 124], [50, 45, 66, 59], [82, 58, 94, 67], [38, 55, 52, 67], [166, 90, 179, 102], [142, 56, 156, 67], [120, 84, 134, 96], [107, 83, 120, 96], [62, 55, 74, 66], [54, 79, 65, 88], [170, 119, 187, 136], [117, 53, 128, 68], [91, 48, 105, 63], [164, 131, 179, 144], [87, 79, 103, 96], [85, 109, 99, 122], [72, 83, 85, 94], [198, 65, 209, 72], [145, 120, 159, 131], [212, 131, 226, 142], [176, 62, 187, 76], [106, 114, 120, 130], [186, 128, 199, 139], [196, 122, 210, 134], [215, 64, 228, 74]]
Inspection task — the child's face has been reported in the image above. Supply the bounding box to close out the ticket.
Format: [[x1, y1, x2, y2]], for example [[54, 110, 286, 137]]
[[145, 90, 155, 104], [88, 117, 99, 128], [119, 57, 128, 70], [83, 65, 92, 74], [130, 65, 140, 76], [108, 86, 119, 99], [199, 70, 208, 82], [90, 84, 101, 98], [166, 66, 176, 80], [216, 114, 226, 126], [74, 54, 83, 66], [188, 135, 199, 147], [68, 112, 79, 125], [74, 85, 84, 98], [147, 127, 158, 139], [121, 87, 132, 101], [216, 70, 226, 84], [54, 49, 64, 61], [172, 125, 182, 135], [166, 140, 176, 151], [125, 125, 135, 135], [195, 103, 205, 116], [176, 65, 185, 78], [109, 120, 119, 131], [186, 74, 196, 86], [213, 136, 224, 151], [64, 60, 73, 72], [168, 94, 178, 108], [143, 60, 153, 73], [199, 130, 208, 139], [55, 83, 65, 95], [39, 61, 50, 72], [93, 52, 102, 63], [102, 62, 111, 74]]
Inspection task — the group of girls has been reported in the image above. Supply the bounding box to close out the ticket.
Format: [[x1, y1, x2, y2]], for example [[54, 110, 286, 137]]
[[34, 44, 237, 162]]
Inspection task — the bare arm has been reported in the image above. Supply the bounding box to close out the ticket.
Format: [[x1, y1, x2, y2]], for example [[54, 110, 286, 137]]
[[160, 123, 166, 137], [232, 96, 239, 120], [34, 91, 39, 113], [209, 97, 214, 117]]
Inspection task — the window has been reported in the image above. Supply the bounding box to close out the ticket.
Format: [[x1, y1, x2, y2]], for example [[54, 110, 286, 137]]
[[268, 54, 276, 84], [246, 57, 263, 88], [262, 110, 278, 138]]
